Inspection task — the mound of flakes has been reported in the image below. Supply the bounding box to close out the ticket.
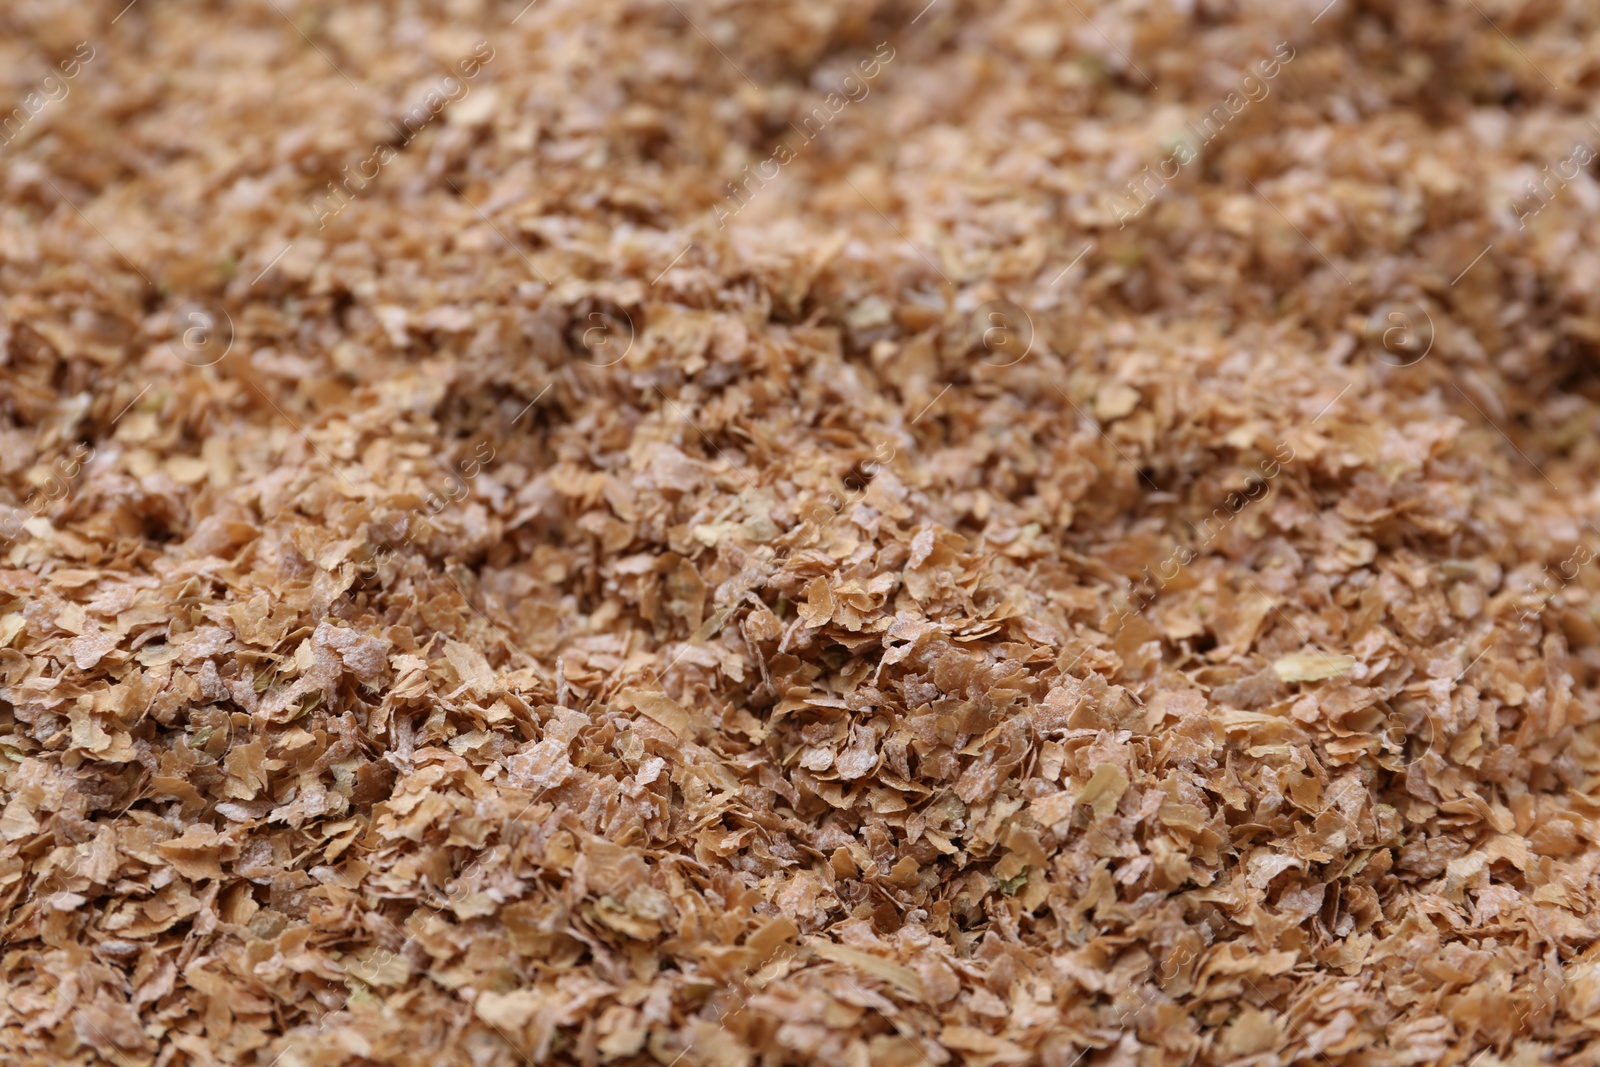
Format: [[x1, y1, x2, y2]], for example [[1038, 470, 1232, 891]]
[[4, 0, 1600, 1064]]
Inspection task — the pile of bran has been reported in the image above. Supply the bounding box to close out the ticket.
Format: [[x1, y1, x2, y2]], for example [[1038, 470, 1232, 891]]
[[3, 0, 1600, 1064]]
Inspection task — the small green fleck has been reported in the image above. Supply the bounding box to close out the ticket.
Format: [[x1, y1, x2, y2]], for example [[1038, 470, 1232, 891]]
[[998, 867, 1030, 895], [345, 985, 383, 1008], [1111, 242, 1146, 268]]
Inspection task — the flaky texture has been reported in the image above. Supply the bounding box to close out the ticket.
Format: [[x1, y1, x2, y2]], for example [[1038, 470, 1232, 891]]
[[4, 0, 1600, 1065]]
